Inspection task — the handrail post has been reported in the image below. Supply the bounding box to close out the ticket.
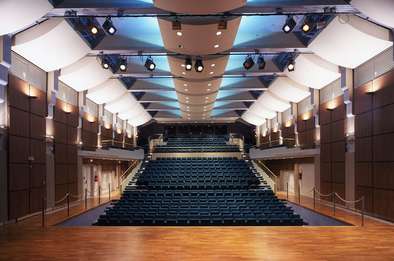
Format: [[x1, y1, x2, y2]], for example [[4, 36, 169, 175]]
[[41, 194, 46, 228], [313, 188, 316, 210], [298, 182, 301, 205], [108, 183, 111, 201], [67, 193, 70, 217], [98, 186, 101, 204], [361, 196, 365, 227], [286, 182, 289, 200], [332, 193, 336, 216], [84, 188, 88, 210]]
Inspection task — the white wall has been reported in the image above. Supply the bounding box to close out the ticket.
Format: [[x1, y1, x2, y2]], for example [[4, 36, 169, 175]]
[[299, 163, 315, 196]]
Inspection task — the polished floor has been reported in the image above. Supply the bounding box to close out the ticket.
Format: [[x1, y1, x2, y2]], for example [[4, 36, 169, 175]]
[[0, 193, 393, 261]]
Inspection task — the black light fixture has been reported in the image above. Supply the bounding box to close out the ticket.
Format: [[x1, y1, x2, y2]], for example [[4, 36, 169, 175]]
[[144, 56, 156, 71], [119, 57, 127, 72], [195, 58, 204, 73], [101, 57, 110, 70], [103, 17, 117, 35], [185, 57, 192, 71], [287, 58, 295, 72], [282, 16, 296, 33], [302, 16, 314, 33], [243, 56, 255, 70], [257, 55, 266, 70]]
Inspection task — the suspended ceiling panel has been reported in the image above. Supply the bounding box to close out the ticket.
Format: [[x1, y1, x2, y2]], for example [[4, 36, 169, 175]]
[[309, 15, 393, 69], [86, 79, 127, 104], [268, 77, 310, 103], [174, 78, 222, 95], [285, 54, 341, 89], [351, 0, 394, 29], [154, 0, 246, 14], [0, 0, 53, 36], [59, 56, 113, 92], [242, 110, 267, 126], [158, 17, 241, 55], [12, 18, 90, 72], [254, 91, 290, 112]]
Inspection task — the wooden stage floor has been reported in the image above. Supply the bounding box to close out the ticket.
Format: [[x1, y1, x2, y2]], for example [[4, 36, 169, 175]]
[[0, 193, 393, 261]]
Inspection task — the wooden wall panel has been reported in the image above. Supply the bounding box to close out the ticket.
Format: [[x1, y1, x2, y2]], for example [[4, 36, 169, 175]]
[[354, 69, 394, 221], [53, 98, 79, 202], [319, 95, 346, 202], [297, 114, 315, 149], [7, 75, 46, 219]]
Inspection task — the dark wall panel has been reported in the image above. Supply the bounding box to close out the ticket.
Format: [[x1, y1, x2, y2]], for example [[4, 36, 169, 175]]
[[354, 69, 394, 221]]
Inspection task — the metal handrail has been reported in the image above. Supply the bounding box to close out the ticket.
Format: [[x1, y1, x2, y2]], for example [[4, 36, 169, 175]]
[[120, 160, 139, 182]]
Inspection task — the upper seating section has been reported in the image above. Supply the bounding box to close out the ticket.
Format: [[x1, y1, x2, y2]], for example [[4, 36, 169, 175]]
[[134, 158, 261, 190], [155, 135, 240, 153]]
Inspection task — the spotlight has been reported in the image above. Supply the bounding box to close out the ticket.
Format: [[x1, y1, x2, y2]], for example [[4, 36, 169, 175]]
[[287, 59, 295, 72], [185, 57, 192, 71], [101, 57, 109, 70], [90, 25, 99, 35], [243, 56, 255, 70], [144, 57, 156, 71], [195, 58, 204, 73], [257, 55, 266, 70], [302, 16, 314, 33], [103, 17, 117, 35], [282, 16, 296, 33], [119, 57, 127, 72]]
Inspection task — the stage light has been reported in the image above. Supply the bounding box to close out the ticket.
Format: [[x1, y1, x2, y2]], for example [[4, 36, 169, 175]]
[[185, 57, 192, 71], [195, 58, 204, 72], [287, 59, 295, 71], [119, 57, 127, 72], [101, 57, 109, 69], [302, 16, 314, 33], [145, 57, 156, 71], [243, 56, 255, 70], [90, 25, 99, 35], [282, 16, 296, 33], [103, 17, 117, 35], [257, 55, 266, 70]]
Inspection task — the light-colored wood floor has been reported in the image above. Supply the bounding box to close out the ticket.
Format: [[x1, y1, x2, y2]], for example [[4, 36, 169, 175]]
[[0, 192, 393, 261]]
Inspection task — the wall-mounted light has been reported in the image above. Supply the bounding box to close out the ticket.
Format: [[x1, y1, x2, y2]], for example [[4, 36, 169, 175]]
[[86, 114, 95, 123], [302, 112, 312, 121], [285, 120, 292, 127]]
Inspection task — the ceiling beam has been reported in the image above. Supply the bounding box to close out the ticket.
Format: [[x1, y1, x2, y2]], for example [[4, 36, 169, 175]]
[[46, 5, 358, 18]]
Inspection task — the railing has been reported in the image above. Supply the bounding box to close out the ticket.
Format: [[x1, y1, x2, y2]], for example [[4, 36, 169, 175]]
[[119, 160, 141, 192], [101, 140, 135, 150], [253, 160, 278, 193], [39, 183, 118, 228], [285, 185, 366, 226], [258, 138, 296, 150]]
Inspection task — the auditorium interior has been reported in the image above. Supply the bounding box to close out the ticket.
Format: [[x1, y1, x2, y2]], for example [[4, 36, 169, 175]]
[[1, 0, 394, 260]]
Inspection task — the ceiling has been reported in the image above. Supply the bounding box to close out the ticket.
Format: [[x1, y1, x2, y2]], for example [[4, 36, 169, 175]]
[[9, 0, 394, 125]]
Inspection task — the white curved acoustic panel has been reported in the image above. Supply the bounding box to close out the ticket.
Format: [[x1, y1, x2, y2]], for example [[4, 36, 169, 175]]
[[154, 0, 246, 14], [351, 0, 394, 29], [12, 18, 90, 72], [285, 54, 341, 89], [242, 111, 267, 126], [0, 0, 53, 36], [59, 57, 113, 92], [104, 93, 138, 114], [86, 79, 127, 105], [268, 77, 310, 103], [118, 105, 145, 121], [128, 111, 152, 127], [309, 15, 393, 69], [248, 103, 277, 119], [256, 92, 290, 112]]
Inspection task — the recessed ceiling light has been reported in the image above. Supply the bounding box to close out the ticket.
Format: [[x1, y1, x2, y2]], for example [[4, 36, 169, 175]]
[[181, 64, 185, 67], [216, 31, 222, 36], [214, 44, 219, 48], [177, 31, 182, 36], [205, 97, 209, 99], [183, 83, 188, 87], [209, 71, 214, 75], [208, 83, 212, 86], [184, 89, 188, 91], [211, 64, 216, 67], [182, 72, 186, 75], [207, 89, 211, 91], [186, 97, 189, 99], [186, 101, 189, 103]]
